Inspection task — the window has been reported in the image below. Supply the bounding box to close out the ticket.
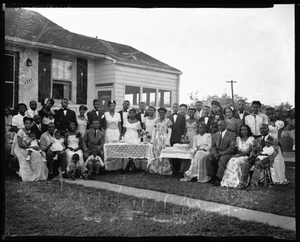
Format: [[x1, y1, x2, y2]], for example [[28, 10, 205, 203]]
[[125, 86, 140, 105], [52, 58, 73, 100], [52, 80, 71, 100], [159, 90, 171, 107], [5, 54, 15, 108], [142, 88, 156, 106]]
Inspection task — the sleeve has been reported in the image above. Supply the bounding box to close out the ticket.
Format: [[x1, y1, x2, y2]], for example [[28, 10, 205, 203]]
[[16, 129, 24, 138], [137, 122, 142, 130], [82, 132, 88, 150], [117, 113, 121, 122], [206, 134, 212, 152], [166, 128, 172, 146], [210, 134, 217, 154], [192, 136, 198, 152], [11, 116, 18, 127]]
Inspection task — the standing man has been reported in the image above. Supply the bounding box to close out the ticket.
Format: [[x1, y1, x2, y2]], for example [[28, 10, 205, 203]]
[[136, 101, 149, 129], [235, 99, 250, 124], [199, 105, 212, 129], [87, 99, 106, 132], [203, 120, 236, 186], [195, 101, 204, 119], [118, 100, 130, 135], [179, 103, 189, 120], [54, 98, 77, 136], [168, 103, 186, 173], [245, 100, 268, 139], [40, 122, 67, 179]]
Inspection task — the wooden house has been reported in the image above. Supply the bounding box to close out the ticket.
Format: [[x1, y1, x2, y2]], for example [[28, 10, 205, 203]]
[[4, 8, 182, 114]]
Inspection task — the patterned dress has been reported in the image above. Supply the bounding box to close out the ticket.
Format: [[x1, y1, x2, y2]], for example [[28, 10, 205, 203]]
[[148, 118, 173, 175], [221, 136, 255, 188]]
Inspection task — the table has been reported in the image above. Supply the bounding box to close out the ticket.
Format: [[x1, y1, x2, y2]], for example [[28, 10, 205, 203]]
[[104, 143, 154, 172], [159, 147, 195, 173]]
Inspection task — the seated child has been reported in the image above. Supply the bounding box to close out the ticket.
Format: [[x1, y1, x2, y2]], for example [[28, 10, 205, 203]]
[[25, 131, 46, 161], [66, 154, 89, 180], [84, 148, 104, 177], [255, 136, 275, 162], [50, 130, 65, 160]]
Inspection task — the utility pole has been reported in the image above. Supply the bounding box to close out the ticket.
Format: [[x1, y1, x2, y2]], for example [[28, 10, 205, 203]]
[[226, 80, 237, 108]]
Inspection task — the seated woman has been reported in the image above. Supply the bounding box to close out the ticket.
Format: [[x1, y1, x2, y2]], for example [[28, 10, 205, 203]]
[[180, 122, 212, 182], [122, 108, 142, 143], [65, 121, 84, 166], [221, 124, 255, 188], [266, 107, 289, 185], [148, 107, 173, 175], [224, 107, 243, 136], [13, 116, 48, 181]]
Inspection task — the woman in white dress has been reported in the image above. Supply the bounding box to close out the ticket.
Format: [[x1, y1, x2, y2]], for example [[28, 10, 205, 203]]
[[180, 122, 212, 182], [14, 117, 48, 181], [266, 108, 289, 185], [142, 105, 156, 143], [104, 100, 123, 170], [221, 124, 255, 188], [65, 121, 84, 166], [122, 109, 142, 143], [76, 105, 88, 137]]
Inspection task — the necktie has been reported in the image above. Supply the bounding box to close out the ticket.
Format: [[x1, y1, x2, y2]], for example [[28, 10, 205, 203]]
[[219, 132, 223, 145], [253, 115, 257, 134], [261, 136, 266, 149], [94, 130, 97, 138]]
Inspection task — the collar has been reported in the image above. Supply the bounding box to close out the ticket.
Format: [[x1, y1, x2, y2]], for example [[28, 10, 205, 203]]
[[239, 111, 244, 114], [172, 113, 178, 115], [123, 110, 128, 112]]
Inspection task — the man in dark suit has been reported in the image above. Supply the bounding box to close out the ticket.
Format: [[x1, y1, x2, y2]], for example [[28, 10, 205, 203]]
[[168, 103, 186, 172], [87, 99, 106, 132], [30, 114, 43, 139], [204, 120, 237, 186], [82, 120, 105, 162], [136, 102, 149, 129], [199, 105, 212, 132], [235, 99, 250, 124], [118, 100, 130, 135], [54, 98, 77, 136]]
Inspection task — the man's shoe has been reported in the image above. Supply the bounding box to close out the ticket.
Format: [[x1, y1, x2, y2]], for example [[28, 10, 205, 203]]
[[245, 184, 257, 191], [212, 179, 221, 186], [70, 173, 75, 180], [82, 173, 88, 180], [48, 172, 54, 180]]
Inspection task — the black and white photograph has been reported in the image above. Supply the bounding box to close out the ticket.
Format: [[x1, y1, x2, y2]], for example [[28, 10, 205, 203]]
[[3, 3, 297, 240]]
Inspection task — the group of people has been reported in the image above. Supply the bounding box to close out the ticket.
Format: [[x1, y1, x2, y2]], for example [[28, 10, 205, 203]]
[[4, 97, 289, 190]]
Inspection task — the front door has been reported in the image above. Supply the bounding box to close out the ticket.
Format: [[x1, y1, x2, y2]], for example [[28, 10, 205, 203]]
[[97, 90, 112, 113]]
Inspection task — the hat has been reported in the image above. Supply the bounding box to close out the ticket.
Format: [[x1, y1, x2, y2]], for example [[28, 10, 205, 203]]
[[211, 100, 221, 107], [266, 136, 274, 145], [158, 107, 168, 113], [252, 100, 262, 107]]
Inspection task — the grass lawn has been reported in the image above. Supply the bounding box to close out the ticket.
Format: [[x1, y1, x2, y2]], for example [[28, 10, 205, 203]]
[[4, 178, 296, 239], [95, 162, 295, 217]]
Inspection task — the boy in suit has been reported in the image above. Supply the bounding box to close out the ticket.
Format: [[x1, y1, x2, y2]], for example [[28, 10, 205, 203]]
[[54, 98, 77, 136], [87, 99, 106, 131], [82, 120, 105, 162], [199, 105, 211, 130], [118, 100, 130, 135], [204, 120, 236, 186], [30, 115, 43, 139], [168, 103, 186, 172]]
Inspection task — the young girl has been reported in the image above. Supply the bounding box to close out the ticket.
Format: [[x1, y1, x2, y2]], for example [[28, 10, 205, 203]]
[[67, 154, 89, 180], [255, 136, 275, 162], [25, 132, 46, 162], [50, 130, 65, 160]]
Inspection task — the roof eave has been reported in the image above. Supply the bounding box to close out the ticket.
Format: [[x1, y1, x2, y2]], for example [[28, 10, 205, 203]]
[[5, 36, 116, 63]]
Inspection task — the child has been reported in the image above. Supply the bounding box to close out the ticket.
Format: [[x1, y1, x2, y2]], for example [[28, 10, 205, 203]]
[[50, 130, 65, 160], [84, 148, 104, 177], [67, 154, 89, 180], [255, 136, 275, 162], [25, 132, 46, 161], [25, 100, 39, 119]]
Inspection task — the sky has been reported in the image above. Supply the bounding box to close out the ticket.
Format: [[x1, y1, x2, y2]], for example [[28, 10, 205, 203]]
[[25, 5, 295, 107]]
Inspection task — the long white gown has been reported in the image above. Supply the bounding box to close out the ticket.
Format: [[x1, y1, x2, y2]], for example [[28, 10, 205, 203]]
[[268, 121, 289, 185], [65, 134, 84, 166], [123, 121, 142, 143]]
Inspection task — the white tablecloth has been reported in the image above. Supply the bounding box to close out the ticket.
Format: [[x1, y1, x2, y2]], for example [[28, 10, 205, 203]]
[[104, 143, 154, 162], [159, 147, 195, 159]]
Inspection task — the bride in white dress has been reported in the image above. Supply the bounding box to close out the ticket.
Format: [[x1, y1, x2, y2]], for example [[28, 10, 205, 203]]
[[123, 109, 142, 143]]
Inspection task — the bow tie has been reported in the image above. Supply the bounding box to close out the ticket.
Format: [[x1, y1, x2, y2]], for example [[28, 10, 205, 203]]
[[173, 113, 178, 115], [62, 108, 68, 111], [94, 109, 99, 112], [239, 111, 243, 114], [123, 110, 128, 112], [140, 112, 144, 114]]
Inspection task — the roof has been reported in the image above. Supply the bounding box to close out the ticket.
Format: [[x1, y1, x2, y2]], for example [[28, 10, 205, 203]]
[[5, 8, 182, 74]]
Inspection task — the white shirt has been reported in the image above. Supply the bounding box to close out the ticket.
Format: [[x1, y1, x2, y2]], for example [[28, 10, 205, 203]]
[[172, 113, 178, 123], [12, 113, 25, 129], [25, 108, 38, 119], [245, 113, 268, 136], [204, 116, 209, 124], [196, 110, 203, 119], [122, 110, 128, 123], [220, 129, 227, 139], [238, 111, 245, 120]]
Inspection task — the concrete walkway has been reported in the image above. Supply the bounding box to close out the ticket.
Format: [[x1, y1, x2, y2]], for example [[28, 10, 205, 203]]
[[62, 179, 295, 231]]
